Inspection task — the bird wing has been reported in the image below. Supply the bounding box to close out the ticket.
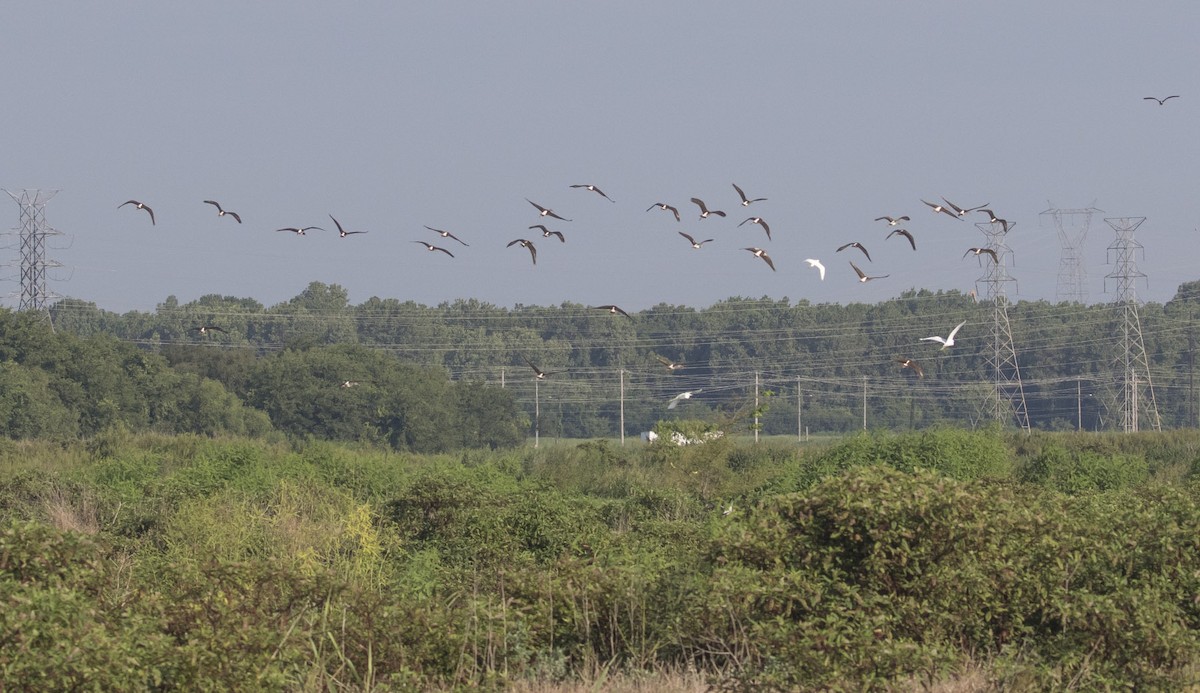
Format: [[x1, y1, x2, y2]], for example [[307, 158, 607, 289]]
[[667, 205, 680, 221], [850, 261, 866, 279], [228, 211, 242, 223], [805, 258, 825, 280], [203, 200, 221, 211], [690, 197, 708, 213], [856, 243, 871, 261], [436, 246, 454, 257], [732, 183, 748, 203], [759, 252, 775, 271], [679, 232, 696, 244], [942, 198, 966, 214], [329, 215, 345, 235], [921, 336, 948, 345], [946, 320, 967, 341]]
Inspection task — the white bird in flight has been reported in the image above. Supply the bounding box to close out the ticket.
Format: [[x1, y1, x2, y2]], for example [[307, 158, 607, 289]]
[[921, 320, 967, 350], [804, 258, 826, 280], [667, 389, 702, 409]]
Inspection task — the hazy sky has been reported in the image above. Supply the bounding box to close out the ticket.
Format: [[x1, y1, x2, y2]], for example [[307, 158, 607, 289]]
[[2, 2, 1195, 314]]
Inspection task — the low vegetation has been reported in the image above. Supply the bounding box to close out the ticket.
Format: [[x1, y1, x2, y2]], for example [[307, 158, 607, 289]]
[[2, 428, 1200, 690]]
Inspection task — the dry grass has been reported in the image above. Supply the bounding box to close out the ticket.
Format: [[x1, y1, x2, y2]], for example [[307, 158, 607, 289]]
[[504, 668, 711, 693], [41, 484, 101, 534]]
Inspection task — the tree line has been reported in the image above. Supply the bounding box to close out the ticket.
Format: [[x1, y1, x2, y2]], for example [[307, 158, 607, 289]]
[[38, 278, 1200, 439]]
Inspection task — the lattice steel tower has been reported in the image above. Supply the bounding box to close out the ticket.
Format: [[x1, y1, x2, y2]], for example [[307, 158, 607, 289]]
[[1103, 217, 1160, 432], [973, 218, 1030, 431], [1041, 202, 1100, 304], [4, 190, 64, 321]]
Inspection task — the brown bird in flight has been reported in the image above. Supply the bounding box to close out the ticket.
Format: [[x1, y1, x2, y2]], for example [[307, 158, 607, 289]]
[[526, 199, 572, 221], [875, 215, 910, 226], [942, 197, 989, 219], [529, 224, 564, 243], [507, 238, 538, 265], [850, 261, 889, 283], [691, 197, 727, 219], [424, 225, 469, 246], [120, 200, 155, 225], [976, 209, 1009, 234], [590, 304, 631, 318], [732, 182, 767, 206], [1144, 95, 1180, 105], [329, 215, 367, 237], [413, 241, 454, 257], [964, 247, 999, 263], [922, 199, 959, 220], [739, 216, 771, 241], [656, 355, 686, 371], [837, 241, 872, 261], [276, 226, 323, 236], [743, 247, 776, 271], [886, 228, 916, 251], [678, 232, 713, 249], [203, 200, 241, 223], [647, 202, 681, 222], [570, 184, 615, 202], [188, 325, 227, 335], [523, 356, 563, 380], [894, 357, 924, 379]]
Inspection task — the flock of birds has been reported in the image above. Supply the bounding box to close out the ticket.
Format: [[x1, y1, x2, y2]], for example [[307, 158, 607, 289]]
[[115, 95, 1180, 409]]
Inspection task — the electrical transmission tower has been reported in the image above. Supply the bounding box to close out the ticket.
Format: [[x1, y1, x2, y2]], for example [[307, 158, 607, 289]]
[[973, 218, 1030, 431], [1103, 217, 1160, 432], [4, 189, 64, 322], [1041, 202, 1101, 304]]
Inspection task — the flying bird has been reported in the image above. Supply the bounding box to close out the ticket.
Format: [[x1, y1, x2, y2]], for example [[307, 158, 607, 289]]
[[340, 380, 361, 388], [850, 261, 889, 283], [424, 225, 469, 246], [667, 389, 702, 409], [738, 216, 771, 241], [886, 228, 916, 251], [203, 200, 241, 223], [691, 197, 726, 219], [188, 325, 227, 335], [276, 226, 323, 236], [329, 215, 367, 237], [678, 232, 713, 249], [647, 202, 681, 222], [570, 184, 615, 202], [655, 355, 686, 371], [922, 320, 967, 350], [522, 356, 562, 380], [976, 209, 1009, 234], [836, 241, 872, 261], [804, 258, 826, 280], [1144, 95, 1180, 105], [119, 200, 155, 225], [743, 247, 775, 271], [507, 238, 537, 265], [590, 304, 631, 318], [921, 199, 960, 219], [894, 357, 924, 379], [942, 197, 989, 218], [413, 241, 454, 257], [526, 198, 572, 221], [732, 183, 766, 206], [529, 224, 564, 242], [874, 215, 910, 226], [964, 247, 999, 263]]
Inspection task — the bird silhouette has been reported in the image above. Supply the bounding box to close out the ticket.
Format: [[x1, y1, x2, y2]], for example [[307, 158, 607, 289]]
[[691, 197, 726, 219], [590, 304, 631, 318], [507, 238, 538, 265], [894, 357, 924, 379], [522, 356, 562, 380], [678, 232, 713, 249], [732, 183, 766, 206], [922, 320, 967, 350], [804, 258, 826, 280], [964, 247, 999, 263], [119, 200, 155, 225], [942, 197, 989, 218], [276, 226, 323, 236], [743, 247, 775, 271], [329, 215, 367, 237], [413, 241, 454, 257], [424, 225, 469, 246], [570, 184, 615, 202], [886, 228, 916, 251], [921, 199, 959, 219], [739, 216, 771, 241], [1144, 95, 1180, 105], [850, 261, 888, 283], [655, 355, 686, 371], [647, 202, 681, 222], [188, 325, 227, 335], [874, 215, 910, 226], [203, 200, 241, 223], [526, 199, 572, 221], [976, 209, 1009, 234], [837, 241, 872, 261], [529, 224, 565, 242]]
